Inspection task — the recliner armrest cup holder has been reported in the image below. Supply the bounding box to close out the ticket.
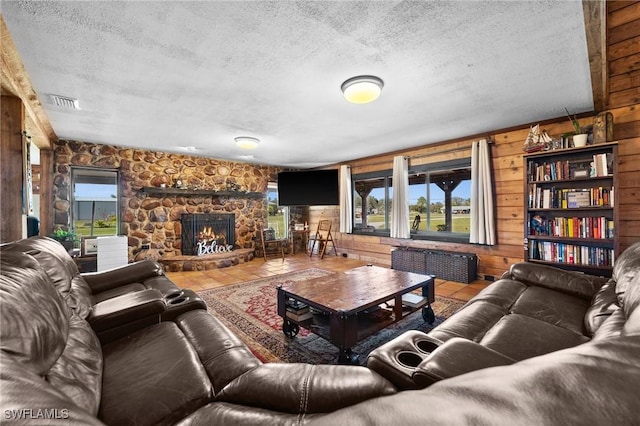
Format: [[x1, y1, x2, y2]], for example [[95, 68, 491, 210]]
[[164, 290, 184, 301], [416, 339, 440, 354], [396, 351, 423, 368], [160, 288, 207, 321], [168, 296, 189, 306], [367, 331, 443, 390], [393, 337, 440, 367]]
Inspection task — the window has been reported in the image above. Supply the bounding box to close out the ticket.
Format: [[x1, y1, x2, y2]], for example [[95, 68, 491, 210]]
[[71, 168, 119, 237], [352, 158, 471, 241], [267, 182, 289, 238], [408, 159, 471, 239], [352, 171, 393, 233]]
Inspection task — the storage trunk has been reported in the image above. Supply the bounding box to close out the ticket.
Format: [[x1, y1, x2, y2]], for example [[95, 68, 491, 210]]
[[392, 247, 477, 284]]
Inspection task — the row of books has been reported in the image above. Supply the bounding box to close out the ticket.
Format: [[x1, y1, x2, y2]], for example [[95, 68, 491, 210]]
[[527, 153, 613, 182], [529, 216, 614, 239], [529, 186, 614, 209], [285, 299, 313, 321], [528, 241, 614, 267]]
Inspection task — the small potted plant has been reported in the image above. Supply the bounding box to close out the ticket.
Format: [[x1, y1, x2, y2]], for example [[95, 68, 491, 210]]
[[50, 227, 77, 251], [565, 108, 588, 147]]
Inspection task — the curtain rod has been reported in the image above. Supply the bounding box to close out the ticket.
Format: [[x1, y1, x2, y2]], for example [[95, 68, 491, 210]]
[[349, 138, 493, 169]]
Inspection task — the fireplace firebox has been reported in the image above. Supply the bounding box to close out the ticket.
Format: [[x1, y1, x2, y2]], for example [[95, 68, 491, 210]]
[[181, 213, 235, 256]]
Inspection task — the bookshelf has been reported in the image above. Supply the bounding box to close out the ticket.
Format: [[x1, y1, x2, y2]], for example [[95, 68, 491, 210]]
[[524, 142, 618, 277]]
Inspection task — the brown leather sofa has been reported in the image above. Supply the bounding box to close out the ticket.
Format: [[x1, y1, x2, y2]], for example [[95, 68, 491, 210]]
[[327, 243, 640, 424], [0, 237, 395, 425], [367, 242, 640, 390]]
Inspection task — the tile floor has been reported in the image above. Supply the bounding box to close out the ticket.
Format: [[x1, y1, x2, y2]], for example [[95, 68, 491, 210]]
[[167, 253, 490, 302]]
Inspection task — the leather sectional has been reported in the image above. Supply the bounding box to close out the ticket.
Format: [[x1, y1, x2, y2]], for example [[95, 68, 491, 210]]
[[0, 237, 394, 425], [1, 236, 639, 425]]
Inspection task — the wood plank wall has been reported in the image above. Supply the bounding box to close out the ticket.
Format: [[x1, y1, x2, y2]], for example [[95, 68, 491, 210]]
[[0, 96, 25, 243], [310, 2, 640, 279], [608, 1, 640, 250]]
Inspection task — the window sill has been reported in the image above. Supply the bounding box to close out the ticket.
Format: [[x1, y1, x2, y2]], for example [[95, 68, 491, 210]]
[[351, 229, 469, 244]]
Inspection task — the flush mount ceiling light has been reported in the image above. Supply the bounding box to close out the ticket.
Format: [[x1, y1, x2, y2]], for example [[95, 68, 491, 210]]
[[341, 75, 384, 104], [235, 136, 260, 150]]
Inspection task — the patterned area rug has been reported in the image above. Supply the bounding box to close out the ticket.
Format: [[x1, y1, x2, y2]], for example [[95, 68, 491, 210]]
[[197, 268, 465, 364]]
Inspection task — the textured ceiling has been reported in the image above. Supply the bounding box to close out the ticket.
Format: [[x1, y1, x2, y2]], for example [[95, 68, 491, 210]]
[[2, 1, 594, 168]]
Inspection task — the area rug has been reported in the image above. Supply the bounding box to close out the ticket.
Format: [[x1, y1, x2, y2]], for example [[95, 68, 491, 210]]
[[197, 268, 465, 364]]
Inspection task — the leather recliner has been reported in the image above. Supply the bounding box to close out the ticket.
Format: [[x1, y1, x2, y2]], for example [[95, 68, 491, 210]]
[[0, 238, 396, 425]]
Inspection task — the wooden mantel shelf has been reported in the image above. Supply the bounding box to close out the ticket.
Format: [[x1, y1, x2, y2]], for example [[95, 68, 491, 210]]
[[140, 187, 264, 199]]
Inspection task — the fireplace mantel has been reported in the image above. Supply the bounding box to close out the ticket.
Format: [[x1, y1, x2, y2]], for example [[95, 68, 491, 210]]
[[140, 187, 263, 199]]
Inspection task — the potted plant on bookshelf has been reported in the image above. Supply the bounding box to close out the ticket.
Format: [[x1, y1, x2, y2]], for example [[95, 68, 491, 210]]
[[565, 108, 588, 147], [49, 227, 78, 252]]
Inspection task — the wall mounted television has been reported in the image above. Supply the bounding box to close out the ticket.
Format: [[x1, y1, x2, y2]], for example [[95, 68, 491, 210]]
[[277, 169, 339, 206]]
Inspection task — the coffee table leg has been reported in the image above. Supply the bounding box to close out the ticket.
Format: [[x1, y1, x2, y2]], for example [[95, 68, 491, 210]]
[[422, 305, 435, 324], [338, 348, 360, 365]]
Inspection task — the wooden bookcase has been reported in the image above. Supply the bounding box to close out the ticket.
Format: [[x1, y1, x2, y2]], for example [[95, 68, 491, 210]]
[[524, 142, 618, 277]]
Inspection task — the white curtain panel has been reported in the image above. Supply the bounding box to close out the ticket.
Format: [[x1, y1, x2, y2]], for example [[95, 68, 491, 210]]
[[339, 165, 353, 233], [390, 155, 410, 239], [470, 139, 496, 245]]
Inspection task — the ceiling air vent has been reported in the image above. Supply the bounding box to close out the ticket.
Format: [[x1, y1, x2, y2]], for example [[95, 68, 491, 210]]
[[47, 94, 80, 110]]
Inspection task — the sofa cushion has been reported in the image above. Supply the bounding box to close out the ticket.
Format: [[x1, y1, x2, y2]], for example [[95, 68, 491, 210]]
[[1, 236, 93, 317], [428, 301, 508, 343], [613, 241, 640, 307], [0, 356, 104, 425], [176, 402, 324, 426], [592, 307, 625, 341], [175, 309, 261, 394], [0, 251, 103, 416], [510, 286, 590, 335], [465, 279, 527, 309], [100, 322, 213, 426], [45, 312, 103, 416], [480, 314, 589, 361], [585, 278, 619, 336], [0, 252, 68, 373], [622, 274, 640, 336], [215, 363, 396, 414], [507, 262, 604, 300]]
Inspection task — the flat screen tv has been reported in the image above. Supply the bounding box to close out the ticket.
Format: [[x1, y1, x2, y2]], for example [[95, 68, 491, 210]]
[[277, 169, 339, 206]]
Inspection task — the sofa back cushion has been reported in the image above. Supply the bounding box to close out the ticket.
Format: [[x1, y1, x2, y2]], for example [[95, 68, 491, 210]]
[[1, 252, 68, 374], [507, 262, 605, 300], [584, 278, 619, 336], [1, 236, 93, 318], [0, 251, 103, 416], [613, 241, 640, 308], [622, 274, 640, 336]]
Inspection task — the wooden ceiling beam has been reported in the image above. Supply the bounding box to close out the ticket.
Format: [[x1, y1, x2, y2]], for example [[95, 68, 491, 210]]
[[582, 0, 608, 112], [1, 16, 56, 149]]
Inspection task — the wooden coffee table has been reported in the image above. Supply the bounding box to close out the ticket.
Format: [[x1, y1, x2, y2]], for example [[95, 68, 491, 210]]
[[276, 265, 435, 364]]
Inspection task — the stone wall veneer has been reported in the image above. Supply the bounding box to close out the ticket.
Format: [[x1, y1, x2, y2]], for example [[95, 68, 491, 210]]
[[53, 140, 280, 261]]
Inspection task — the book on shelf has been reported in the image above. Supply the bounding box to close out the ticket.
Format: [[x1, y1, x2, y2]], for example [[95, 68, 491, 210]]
[[285, 309, 313, 322], [401, 293, 427, 308], [530, 215, 614, 239], [542, 189, 551, 209], [567, 190, 591, 208], [528, 240, 614, 267]]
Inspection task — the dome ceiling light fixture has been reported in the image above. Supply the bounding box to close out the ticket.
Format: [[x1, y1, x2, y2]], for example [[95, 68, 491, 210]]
[[341, 75, 384, 104], [235, 136, 260, 150]]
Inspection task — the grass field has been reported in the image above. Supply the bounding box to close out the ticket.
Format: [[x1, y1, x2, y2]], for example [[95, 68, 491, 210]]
[[267, 214, 287, 237], [73, 221, 118, 237], [360, 212, 470, 233]]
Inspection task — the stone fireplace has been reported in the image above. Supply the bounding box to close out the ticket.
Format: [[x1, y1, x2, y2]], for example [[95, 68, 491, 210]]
[[181, 213, 235, 255]]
